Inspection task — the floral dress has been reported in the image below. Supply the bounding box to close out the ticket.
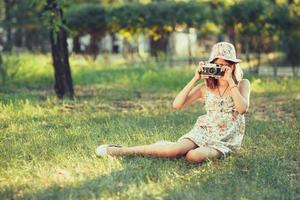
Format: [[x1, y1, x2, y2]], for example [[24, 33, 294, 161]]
[[178, 87, 245, 156]]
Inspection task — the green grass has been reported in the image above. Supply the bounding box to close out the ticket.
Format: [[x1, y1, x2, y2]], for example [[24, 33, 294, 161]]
[[0, 54, 299, 199]]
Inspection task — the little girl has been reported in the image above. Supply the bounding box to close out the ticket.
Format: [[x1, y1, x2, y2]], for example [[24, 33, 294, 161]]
[[95, 42, 251, 163]]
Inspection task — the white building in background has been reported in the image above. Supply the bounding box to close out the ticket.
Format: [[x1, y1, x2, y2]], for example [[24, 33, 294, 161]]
[[67, 29, 214, 57], [174, 28, 197, 56]]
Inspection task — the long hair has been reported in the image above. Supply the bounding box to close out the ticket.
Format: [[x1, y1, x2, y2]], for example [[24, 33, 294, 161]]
[[206, 61, 243, 90]]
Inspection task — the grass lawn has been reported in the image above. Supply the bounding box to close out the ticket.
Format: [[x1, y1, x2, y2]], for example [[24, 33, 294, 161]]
[[0, 54, 299, 199]]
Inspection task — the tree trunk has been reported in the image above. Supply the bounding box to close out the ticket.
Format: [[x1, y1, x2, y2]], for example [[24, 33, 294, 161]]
[[252, 37, 261, 74], [24, 30, 32, 51], [122, 37, 130, 60], [244, 38, 250, 63], [273, 63, 278, 77], [149, 28, 170, 61], [228, 27, 236, 47], [254, 52, 261, 74], [134, 34, 144, 62], [14, 28, 23, 48], [47, 0, 74, 99], [168, 32, 175, 67], [72, 35, 82, 54], [187, 29, 192, 66], [292, 65, 299, 77], [0, 53, 6, 84], [111, 33, 119, 54], [3, 0, 14, 52], [88, 34, 100, 60]]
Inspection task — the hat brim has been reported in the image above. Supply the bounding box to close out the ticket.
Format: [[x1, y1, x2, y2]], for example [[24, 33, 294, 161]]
[[209, 56, 242, 63]]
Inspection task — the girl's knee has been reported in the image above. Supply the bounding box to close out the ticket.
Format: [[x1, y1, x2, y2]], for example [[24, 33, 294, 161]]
[[162, 144, 188, 158], [185, 150, 206, 163]]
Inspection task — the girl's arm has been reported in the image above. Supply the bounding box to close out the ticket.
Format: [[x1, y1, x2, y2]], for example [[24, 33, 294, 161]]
[[228, 79, 251, 114], [172, 62, 206, 110], [172, 78, 204, 110]]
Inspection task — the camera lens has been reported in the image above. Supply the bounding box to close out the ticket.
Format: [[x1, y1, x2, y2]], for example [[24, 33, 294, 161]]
[[208, 68, 216, 75]]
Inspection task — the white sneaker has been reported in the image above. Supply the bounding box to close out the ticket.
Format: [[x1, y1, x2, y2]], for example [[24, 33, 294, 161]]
[[95, 144, 109, 157], [95, 144, 123, 157]]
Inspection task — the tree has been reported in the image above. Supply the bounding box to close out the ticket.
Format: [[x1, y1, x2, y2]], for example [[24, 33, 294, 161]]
[[0, 1, 5, 66], [0, 0, 51, 53], [144, 2, 177, 59], [41, 0, 74, 99], [267, 1, 300, 76], [2, 0, 16, 52], [107, 3, 149, 60], [224, 0, 271, 74], [65, 4, 107, 57], [175, 2, 211, 65]]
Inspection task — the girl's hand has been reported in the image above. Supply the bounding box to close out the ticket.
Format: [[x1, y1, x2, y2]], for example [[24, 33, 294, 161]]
[[194, 61, 206, 81], [221, 65, 234, 83]]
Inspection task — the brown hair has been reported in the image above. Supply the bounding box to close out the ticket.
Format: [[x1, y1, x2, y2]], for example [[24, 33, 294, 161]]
[[205, 60, 239, 90]]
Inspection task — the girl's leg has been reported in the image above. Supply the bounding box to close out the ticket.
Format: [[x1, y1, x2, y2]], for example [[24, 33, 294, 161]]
[[185, 146, 222, 163], [106, 139, 197, 158]]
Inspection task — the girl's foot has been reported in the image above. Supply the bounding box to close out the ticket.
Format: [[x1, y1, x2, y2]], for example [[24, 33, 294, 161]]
[[95, 144, 122, 157]]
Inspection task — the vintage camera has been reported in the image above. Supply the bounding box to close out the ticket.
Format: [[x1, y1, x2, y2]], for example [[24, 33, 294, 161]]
[[201, 63, 225, 78]]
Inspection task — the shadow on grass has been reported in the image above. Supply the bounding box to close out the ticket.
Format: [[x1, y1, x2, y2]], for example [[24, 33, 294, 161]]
[[12, 156, 198, 200], [163, 151, 299, 200], [12, 147, 298, 199]]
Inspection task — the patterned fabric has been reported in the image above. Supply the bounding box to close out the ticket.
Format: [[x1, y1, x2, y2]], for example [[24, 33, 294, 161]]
[[208, 42, 242, 63], [178, 88, 245, 156]]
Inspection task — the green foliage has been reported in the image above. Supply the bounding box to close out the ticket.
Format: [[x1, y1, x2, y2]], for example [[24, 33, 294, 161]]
[[107, 3, 148, 33], [144, 2, 178, 29], [65, 4, 107, 35], [0, 53, 53, 86], [222, 0, 300, 70], [174, 1, 211, 28], [31, 0, 72, 42], [0, 0, 4, 21], [223, 0, 277, 72], [65, 1, 213, 39], [224, 0, 271, 38], [1, 0, 300, 69], [0, 54, 21, 85], [267, 2, 300, 66]]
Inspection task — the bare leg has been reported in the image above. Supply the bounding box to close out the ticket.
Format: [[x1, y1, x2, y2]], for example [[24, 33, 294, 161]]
[[107, 139, 197, 158], [185, 146, 222, 163]]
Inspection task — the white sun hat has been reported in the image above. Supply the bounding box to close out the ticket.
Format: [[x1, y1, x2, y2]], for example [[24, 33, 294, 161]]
[[208, 42, 242, 63]]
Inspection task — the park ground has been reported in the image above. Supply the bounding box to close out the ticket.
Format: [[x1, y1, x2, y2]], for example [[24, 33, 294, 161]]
[[0, 54, 299, 199]]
